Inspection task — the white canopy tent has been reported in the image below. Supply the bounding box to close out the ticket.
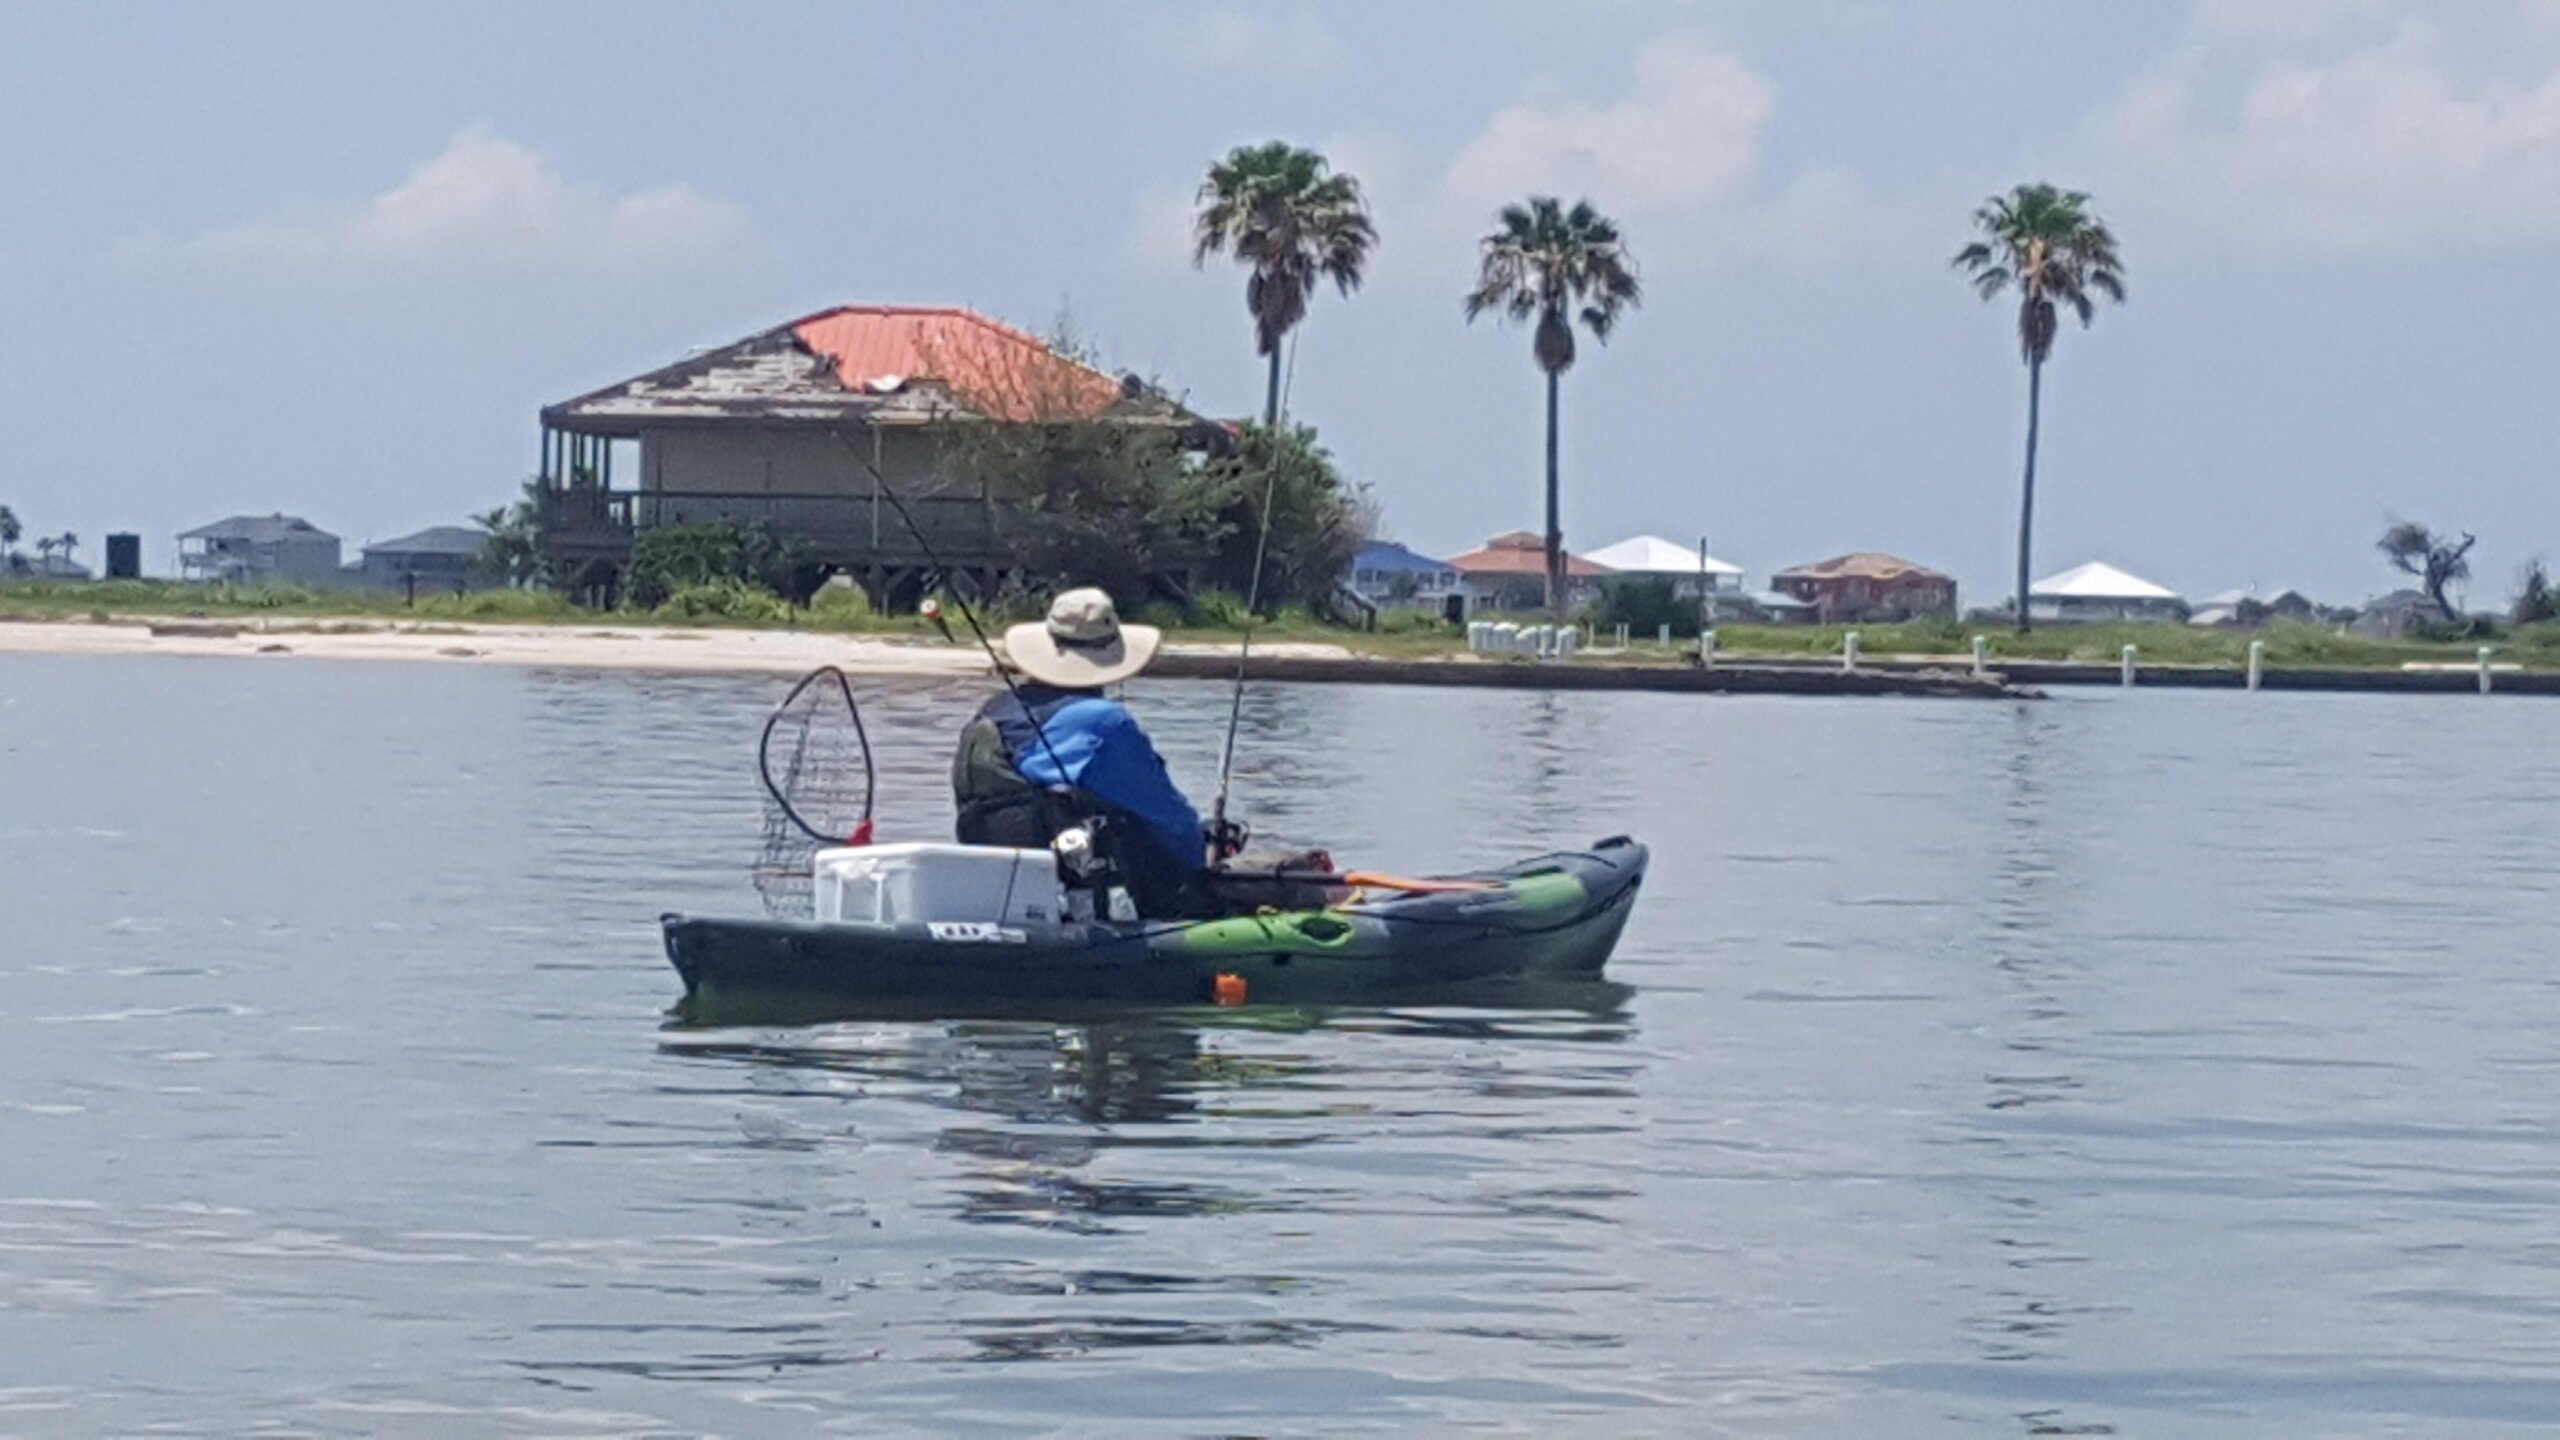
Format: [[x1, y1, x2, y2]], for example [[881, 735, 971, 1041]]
[[1586, 535, 1745, 592], [2028, 561, 2185, 621]]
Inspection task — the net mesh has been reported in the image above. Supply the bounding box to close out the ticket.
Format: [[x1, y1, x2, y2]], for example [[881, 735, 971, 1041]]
[[753, 667, 873, 918]]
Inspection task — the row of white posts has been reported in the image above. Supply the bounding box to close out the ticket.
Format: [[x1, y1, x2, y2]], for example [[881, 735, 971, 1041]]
[[1953, 635, 2498, 694], [1476, 624, 2510, 694]]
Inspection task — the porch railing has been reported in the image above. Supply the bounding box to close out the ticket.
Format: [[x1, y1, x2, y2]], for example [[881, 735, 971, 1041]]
[[538, 487, 1011, 564]]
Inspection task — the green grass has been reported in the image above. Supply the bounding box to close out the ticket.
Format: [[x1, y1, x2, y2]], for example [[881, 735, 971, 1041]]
[[7, 578, 2556, 670], [1686, 617, 2560, 670]]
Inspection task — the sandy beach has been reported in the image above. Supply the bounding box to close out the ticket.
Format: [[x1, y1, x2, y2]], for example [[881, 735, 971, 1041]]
[[0, 616, 1358, 677]]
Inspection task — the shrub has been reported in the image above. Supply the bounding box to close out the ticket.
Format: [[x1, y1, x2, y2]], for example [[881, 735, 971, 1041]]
[[624, 521, 814, 609], [1376, 607, 1454, 635], [1595, 577, 1702, 639], [938, 417, 1367, 615], [2514, 561, 2559, 625], [223, 581, 329, 610], [653, 580, 792, 624], [414, 588, 583, 622], [804, 583, 874, 627], [1188, 590, 1254, 629]]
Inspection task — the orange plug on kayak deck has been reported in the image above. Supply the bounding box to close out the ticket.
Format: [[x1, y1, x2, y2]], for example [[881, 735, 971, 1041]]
[[1211, 972, 1248, 1006]]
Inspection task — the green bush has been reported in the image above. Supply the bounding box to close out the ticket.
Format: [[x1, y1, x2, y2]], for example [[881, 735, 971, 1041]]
[[624, 521, 814, 609], [1595, 577, 1703, 639], [1188, 590, 1253, 629], [653, 580, 792, 624], [222, 581, 330, 610], [937, 418, 1366, 615], [1376, 607, 1455, 635], [413, 588, 583, 622], [805, 583, 874, 625]]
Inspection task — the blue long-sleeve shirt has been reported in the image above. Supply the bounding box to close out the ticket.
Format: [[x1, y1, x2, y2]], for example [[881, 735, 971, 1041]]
[[967, 686, 1204, 872]]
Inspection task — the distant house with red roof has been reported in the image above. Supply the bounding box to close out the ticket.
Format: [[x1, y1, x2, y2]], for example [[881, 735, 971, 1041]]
[[536, 305, 1208, 603], [1769, 552, 1956, 623], [1447, 531, 1615, 611]]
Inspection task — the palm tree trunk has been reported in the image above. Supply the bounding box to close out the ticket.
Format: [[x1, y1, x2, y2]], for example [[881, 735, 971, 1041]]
[[1543, 367, 1563, 617], [2014, 355, 2044, 636], [1263, 347, 1283, 428]]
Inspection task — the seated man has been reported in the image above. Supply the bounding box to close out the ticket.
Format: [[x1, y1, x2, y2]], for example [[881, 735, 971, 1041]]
[[951, 588, 1209, 915]]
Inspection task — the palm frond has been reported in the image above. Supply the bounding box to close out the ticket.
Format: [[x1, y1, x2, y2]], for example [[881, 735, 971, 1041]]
[[1464, 193, 1640, 368], [1959, 180, 2127, 361], [1193, 141, 1377, 349]]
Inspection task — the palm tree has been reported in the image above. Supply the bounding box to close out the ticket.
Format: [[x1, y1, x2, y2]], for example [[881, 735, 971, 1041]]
[[1193, 141, 1376, 425], [1953, 183, 2125, 634], [474, 477, 552, 587], [1464, 196, 1641, 615], [0, 505, 18, 552]]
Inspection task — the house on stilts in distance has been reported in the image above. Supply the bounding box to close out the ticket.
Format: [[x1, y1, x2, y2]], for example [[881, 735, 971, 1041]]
[[536, 305, 1216, 606]]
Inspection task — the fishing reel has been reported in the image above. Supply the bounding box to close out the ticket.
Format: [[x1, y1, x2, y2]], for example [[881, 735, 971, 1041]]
[[1206, 817, 1250, 864], [1052, 822, 1110, 882], [1052, 819, 1139, 924]]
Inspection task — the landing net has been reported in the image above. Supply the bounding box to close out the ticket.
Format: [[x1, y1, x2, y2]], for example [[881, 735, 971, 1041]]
[[753, 666, 874, 917]]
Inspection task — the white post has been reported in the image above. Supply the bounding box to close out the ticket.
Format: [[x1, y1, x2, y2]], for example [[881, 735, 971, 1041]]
[[1970, 635, 1988, 677], [1700, 628, 1716, 670], [2247, 640, 2264, 693], [2121, 644, 2137, 688], [2479, 646, 2494, 696], [1842, 631, 1860, 673], [1616, 622, 1629, 648], [1657, 622, 1671, 647]]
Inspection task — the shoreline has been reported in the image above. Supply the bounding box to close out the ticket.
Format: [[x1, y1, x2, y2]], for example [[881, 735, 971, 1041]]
[[0, 615, 1327, 680], [4, 614, 2549, 696], [0, 615, 2023, 697]]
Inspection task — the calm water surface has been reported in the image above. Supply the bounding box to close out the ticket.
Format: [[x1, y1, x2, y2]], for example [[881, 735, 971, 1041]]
[[2, 653, 2557, 1436]]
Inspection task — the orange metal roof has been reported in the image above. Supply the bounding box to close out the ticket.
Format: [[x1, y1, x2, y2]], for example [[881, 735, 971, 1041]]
[[1447, 530, 1615, 576], [1770, 551, 1950, 583], [787, 305, 1122, 422]]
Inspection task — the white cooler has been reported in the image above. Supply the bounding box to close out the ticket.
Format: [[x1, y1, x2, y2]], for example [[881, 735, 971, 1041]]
[[811, 843, 1064, 930]]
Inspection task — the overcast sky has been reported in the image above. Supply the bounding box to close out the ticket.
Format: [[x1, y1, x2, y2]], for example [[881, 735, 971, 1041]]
[[3, 0, 2556, 604]]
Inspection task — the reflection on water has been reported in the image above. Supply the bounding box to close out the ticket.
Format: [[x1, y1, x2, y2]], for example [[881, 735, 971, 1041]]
[[4, 658, 2560, 1434]]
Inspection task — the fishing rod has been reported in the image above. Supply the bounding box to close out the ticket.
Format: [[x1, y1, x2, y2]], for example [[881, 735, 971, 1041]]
[[826, 429, 1074, 789], [1208, 332, 1299, 851]]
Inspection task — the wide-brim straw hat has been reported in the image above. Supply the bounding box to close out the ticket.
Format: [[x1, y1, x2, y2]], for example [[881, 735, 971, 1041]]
[[1001, 587, 1161, 688]]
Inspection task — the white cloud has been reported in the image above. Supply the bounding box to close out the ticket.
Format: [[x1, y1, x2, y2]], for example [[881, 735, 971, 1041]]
[[1432, 37, 1776, 226], [1182, 9, 1344, 73], [124, 126, 747, 273], [1125, 34, 1875, 285], [2096, 5, 2560, 247]]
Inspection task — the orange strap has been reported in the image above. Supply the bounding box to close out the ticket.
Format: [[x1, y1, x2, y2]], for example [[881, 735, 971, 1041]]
[[1338, 871, 1498, 893]]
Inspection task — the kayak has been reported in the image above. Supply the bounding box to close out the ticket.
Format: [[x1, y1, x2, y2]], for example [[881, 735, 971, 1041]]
[[662, 836, 1647, 1005]]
